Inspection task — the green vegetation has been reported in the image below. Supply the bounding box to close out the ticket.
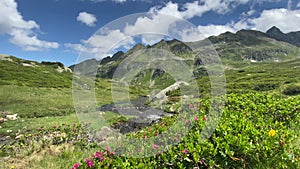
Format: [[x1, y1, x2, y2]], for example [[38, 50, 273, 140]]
[[70, 93, 300, 169], [0, 56, 72, 88], [1, 28, 300, 168]]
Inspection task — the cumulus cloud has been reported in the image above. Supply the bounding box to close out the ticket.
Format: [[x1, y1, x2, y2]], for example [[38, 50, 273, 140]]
[[76, 12, 97, 27], [65, 29, 135, 59], [148, 0, 248, 20], [179, 24, 237, 42], [0, 0, 59, 51], [249, 8, 300, 33]]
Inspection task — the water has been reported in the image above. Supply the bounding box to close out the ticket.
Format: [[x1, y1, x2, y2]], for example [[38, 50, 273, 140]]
[[98, 97, 173, 133]]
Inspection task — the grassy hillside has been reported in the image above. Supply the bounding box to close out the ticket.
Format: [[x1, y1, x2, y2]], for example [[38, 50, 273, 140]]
[[0, 55, 72, 88]]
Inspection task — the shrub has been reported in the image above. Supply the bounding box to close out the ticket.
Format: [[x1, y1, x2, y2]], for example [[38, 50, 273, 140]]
[[282, 84, 300, 95]]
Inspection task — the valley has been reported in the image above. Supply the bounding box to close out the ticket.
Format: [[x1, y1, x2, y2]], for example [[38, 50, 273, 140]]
[[0, 27, 300, 168]]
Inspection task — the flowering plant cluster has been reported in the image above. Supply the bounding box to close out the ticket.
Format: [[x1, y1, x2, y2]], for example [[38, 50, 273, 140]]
[[71, 93, 300, 168]]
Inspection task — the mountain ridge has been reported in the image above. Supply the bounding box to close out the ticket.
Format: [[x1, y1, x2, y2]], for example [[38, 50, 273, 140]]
[[69, 26, 299, 79], [266, 26, 300, 47]]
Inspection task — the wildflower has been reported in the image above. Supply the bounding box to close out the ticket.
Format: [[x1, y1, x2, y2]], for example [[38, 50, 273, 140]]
[[183, 149, 188, 154], [194, 116, 199, 121], [93, 152, 100, 158], [85, 158, 94, 168], [185, 119, 190, 124], [73, 128, 77, 132], [152, 144, 159, 149], [269, 129, 276, 137], [189, 103, 194, 109], [105, 146, 110, 151], [100, 154, 104, 161], [38, 127, 42, 131], [10, 166, 15, 169], [203, 116, 207, 121], [72, 163, 80, 169], [154, 132, 159, 136], [53, 124, 57, 129], [174, 137, 178, 141]]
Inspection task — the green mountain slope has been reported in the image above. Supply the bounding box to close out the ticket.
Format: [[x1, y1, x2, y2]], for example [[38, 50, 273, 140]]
[[71, 28, 300, 87], [0, 54, 72, 88]]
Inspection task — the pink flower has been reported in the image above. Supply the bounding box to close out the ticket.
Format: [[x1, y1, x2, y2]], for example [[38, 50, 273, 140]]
[[53, 125, 57, 129], [194, 116, 199, 121], [100, 154, 104, 161], [85, 158, 94, 168], [73, 128, 77, 132], [105, 146, 110, 151], [152, 144, 159, 149], [185, 119, 190, 124], [38, 127, 42, 131], [72, 163, 80, 169], [154, 132, 159, 136], [174, 137, 178, 141], [183, 149, 188, 154], [189, 103, 194, 109], [93, 152, 100, 158]]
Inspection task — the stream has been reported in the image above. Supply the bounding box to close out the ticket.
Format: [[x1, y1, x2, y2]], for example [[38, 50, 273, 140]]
[[97, 97, 173, 133]]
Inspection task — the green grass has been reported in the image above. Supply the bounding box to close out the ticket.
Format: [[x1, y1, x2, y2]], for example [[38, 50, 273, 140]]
[[0, 57, 72, 88], [0, 85, 74, 118]]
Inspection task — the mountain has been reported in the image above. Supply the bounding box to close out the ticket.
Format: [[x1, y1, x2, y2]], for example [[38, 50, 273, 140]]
[[70, 27, 298, 80], [205, 28, 299, 61], [266, 26, 300, 47]]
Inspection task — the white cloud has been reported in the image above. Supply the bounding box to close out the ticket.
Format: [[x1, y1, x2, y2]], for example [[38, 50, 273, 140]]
[[124, 13, 180, 44], [0, 0, 59, 51], [113, 0, 126, 2], [297, 2, 300, 8], [242, 9, 256, 17], [149, 1, 243, 20], [10, 29, 59, 51], [177, 24, 241, 42], [65, 29, 134, 59], [76, 12, 97, 27], [249, 8, 300, 33]]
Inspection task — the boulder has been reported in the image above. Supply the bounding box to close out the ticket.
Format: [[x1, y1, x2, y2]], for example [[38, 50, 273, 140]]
[[0, 117, 4, 123], [6, 114, 18, 120]]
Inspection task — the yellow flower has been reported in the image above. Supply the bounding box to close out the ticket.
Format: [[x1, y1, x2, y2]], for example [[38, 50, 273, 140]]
[[269, 129, 276, 137], [10, 166, 15, 169]]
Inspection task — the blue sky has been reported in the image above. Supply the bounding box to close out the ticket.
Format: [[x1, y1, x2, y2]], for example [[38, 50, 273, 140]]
[[0, 0, 299, 66]]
